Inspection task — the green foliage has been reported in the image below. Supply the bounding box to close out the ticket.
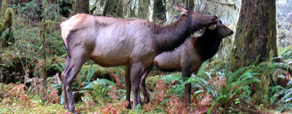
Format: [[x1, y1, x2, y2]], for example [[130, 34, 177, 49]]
[[161, 73, 182, 83], [13, 0, 42, 21], [41, 1, 61, 20], [158, 60, 290, 112], [84, 78, 116, 104], [0, 28, 14, 47], [262, 61, 292, 111], [161, 73, 185, 97], [269, 81, 292, 111], [279, 46, 292, 62], [82, 65, 97, 84], [169, 59, 290, 112], [250, 60, 290, 105], [186, 66, 260, 112]]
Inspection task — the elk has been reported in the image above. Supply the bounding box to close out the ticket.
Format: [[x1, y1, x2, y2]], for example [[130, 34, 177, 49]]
[[140, 21, 233, 104], [60, 6, 217, 113]]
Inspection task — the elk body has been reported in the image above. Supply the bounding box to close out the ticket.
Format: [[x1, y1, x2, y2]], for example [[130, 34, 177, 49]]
[[140, 21, 233, 104], [60, 6, 217, 113]]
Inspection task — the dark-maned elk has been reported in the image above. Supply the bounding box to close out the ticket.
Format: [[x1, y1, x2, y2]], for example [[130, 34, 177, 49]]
[[60, 6, 217, 113], [140, 21, 233, 105]]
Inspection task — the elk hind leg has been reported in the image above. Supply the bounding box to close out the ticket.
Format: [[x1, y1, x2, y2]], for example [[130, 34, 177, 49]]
[[64, 56, 87, 113], [182, 68, 192, 105], [140, 63, 154, 104], [61, 56, 71, 109], [130, 62, 143, 110]]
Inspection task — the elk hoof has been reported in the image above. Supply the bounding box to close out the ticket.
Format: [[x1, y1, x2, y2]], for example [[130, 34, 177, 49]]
[[64, 106, 68, 109], [144, 98, 150, 104], [126, 104, 131, 109], [70, 109, 77, 114]]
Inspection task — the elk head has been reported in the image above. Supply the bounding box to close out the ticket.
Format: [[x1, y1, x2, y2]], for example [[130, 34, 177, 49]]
[[174, 6, 218, 31], [208, 21, 234, 38]]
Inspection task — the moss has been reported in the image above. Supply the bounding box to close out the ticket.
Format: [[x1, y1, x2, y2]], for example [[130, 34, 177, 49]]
[[0, 0, 7, 17], [0, 8, 14, 47], [251, 74, 270, 105], [2, 8, 13, 29], [0, 8, 13, 32]]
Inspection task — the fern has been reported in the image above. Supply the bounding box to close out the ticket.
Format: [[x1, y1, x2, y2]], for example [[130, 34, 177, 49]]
[[185, 63, 262, 113], [279, 46, 292, 61], [83, 78, 116, 103], [161, 73, 182, 83], [8, 83, 31, 107]]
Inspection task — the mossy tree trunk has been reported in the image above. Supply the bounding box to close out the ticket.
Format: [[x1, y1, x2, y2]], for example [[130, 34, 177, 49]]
[[75, 0, 89, 14], [1, 8, 14, 47], [231, 0, 277, 68]]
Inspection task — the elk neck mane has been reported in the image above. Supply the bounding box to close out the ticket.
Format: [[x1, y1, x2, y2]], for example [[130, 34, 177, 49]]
[[195, 28, 222, 61], [152, 12, 194, 54]]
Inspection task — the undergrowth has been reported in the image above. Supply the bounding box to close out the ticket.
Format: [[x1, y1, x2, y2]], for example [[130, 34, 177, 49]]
[[0, 60, 291, 113]]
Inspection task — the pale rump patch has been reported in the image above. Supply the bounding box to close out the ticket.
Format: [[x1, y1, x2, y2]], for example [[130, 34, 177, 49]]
[[60, 14, 88, 47]]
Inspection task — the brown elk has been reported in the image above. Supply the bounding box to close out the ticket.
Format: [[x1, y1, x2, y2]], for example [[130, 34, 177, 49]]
[[140, 21, 233, 104], [60, 6, 217, 113]]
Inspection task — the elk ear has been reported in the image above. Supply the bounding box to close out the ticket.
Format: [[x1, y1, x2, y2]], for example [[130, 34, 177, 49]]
[[208, 24, 217, 30], [174, 6, 188, 15]]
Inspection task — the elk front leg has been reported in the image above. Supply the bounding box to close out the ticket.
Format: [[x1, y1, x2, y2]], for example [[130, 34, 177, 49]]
[[130, 62, 143, 110], [125, 65, 131, 109], [182, 68, 192, 105]]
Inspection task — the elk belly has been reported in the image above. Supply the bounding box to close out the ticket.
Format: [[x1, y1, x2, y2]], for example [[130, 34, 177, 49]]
[[89, 30, 135, 66], [154, 51, 182, 71]]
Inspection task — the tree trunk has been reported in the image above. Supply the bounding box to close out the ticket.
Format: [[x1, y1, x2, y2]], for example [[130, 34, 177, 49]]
[[115, 0, 122, 17], [154, 0, 166, 23], [149, 0, 155, 21], [102, 0, 110, 16], [59, 0, 73, 17], [75, 0, 89, 14], [165, 0, 176, 24], [0, 0, 2, 12], [135, 0, 139, 17], [185, 0, 194, 10], [231, 0, 277, 68]]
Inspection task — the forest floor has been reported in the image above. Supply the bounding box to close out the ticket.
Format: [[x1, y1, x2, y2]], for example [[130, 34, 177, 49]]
[[0, 74, 194, 114], [1, 71, 291, 114]]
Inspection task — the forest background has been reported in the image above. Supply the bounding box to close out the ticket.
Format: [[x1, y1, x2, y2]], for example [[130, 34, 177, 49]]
[[0, 0, 292, 113]]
